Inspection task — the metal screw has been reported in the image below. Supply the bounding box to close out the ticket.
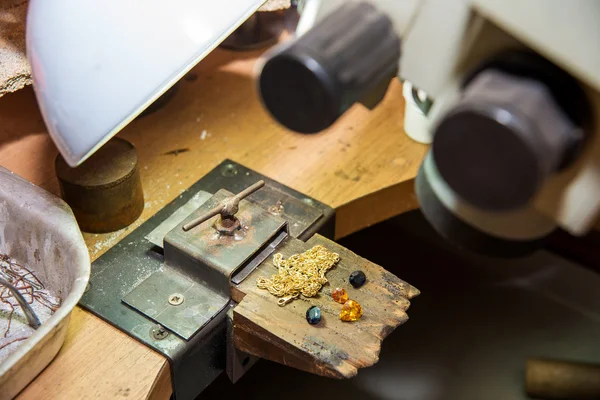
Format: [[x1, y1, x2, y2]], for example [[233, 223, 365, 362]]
[[268, 200, 284, 215], [168, 293, 184, 306], [150, 325, 169, 340], [302, 198, 315, 206], [221, 163, 238, 177]]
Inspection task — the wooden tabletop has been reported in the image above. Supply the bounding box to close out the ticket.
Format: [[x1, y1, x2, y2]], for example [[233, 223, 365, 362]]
[[0, 46, 427, 399]]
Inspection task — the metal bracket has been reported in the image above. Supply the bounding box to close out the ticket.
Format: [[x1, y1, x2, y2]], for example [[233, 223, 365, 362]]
[[79, 160, 335, 400], [226, 307, 259, 383], [124, 189, 288, 340]]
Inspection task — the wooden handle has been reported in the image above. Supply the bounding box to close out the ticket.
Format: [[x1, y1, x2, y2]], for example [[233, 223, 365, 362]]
[[526, 358, 600, 399]]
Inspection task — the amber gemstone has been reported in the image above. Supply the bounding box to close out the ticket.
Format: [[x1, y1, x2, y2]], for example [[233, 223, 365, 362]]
[[340, 300, 362, 322], [331, 288, 348, 304]]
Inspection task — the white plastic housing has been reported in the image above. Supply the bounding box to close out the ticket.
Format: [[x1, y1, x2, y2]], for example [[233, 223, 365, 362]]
[[298, 0, 600, 236], [27, 0, 264, 167]]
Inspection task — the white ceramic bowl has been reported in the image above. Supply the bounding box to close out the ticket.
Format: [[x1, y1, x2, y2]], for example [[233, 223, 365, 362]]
[[0, 167, 90, 399]]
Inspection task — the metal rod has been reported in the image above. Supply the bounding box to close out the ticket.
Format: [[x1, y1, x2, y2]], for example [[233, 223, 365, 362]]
[[182, 180, 265, 232], [182, 205, 222, 232], [233, 180, 265, 202], [0, 277, 41, 329]]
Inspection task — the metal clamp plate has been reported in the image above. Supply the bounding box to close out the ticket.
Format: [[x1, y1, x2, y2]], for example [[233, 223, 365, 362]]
[[124, 189, 287, 340]]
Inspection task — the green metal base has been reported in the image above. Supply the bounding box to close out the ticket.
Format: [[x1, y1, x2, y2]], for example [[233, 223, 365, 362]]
[[79, 160, 335, 400]]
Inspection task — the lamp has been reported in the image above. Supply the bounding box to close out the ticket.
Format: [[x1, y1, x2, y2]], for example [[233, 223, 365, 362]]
[[27, 0, 264, 167]]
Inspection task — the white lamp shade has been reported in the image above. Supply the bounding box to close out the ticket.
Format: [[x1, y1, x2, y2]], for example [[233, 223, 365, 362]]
[[27, 0, 264, 167]]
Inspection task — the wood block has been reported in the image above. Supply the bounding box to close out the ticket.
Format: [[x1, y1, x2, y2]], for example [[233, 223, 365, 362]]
[[233, 234, 419, 378]]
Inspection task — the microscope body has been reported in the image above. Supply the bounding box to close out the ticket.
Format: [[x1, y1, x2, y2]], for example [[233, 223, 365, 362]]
[[259, 0, 600, 255]]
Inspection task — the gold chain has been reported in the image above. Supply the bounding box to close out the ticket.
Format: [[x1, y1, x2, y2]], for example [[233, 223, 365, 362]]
[[256, 245, 340, 306]]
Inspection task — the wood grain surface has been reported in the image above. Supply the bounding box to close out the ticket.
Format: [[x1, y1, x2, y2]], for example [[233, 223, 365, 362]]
[[233, 235, 419, 378], [0, 45, 427, 398]]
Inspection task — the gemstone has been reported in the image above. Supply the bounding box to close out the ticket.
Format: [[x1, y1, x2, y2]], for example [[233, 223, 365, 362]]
[[306, 306, 322, 325], [340, 300, 362, 322], [349, 270, 367, 288], [331, 288, 348, 304]]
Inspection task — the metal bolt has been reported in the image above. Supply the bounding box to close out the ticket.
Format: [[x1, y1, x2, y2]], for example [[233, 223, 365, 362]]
[[221, 163, 238, 177], [268, 200, 284, 215], [213, 217, 242, 236], [220, 217, 237, 228], [150, 325, 169, 340], [168, 293, 184, 306]]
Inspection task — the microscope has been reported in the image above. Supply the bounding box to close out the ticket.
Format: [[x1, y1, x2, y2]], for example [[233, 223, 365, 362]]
[[257, 0, 600, 256]]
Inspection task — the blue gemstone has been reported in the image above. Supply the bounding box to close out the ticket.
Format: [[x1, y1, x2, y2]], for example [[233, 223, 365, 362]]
[[349, 270, 367, 288], [306, 306, 321, 325]]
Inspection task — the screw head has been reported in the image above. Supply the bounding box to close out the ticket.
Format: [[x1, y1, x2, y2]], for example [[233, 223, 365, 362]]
[[150, 325, 169, 340], [268, 200, 284, 215], [168, 293, 184, 306], [221, 163, 238, 177], [302, 198, 315, 206]]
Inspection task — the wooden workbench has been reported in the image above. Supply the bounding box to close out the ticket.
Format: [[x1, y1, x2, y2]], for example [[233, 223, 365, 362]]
[[0, 47, 427, 399]]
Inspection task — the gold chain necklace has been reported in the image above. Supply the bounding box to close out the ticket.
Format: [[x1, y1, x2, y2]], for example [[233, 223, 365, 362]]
[[256, 245, 340, 306]]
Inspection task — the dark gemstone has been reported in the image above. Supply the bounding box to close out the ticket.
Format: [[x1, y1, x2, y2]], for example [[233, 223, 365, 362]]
[[349, 270, 367, 288], [306, 306, 322, 325]]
